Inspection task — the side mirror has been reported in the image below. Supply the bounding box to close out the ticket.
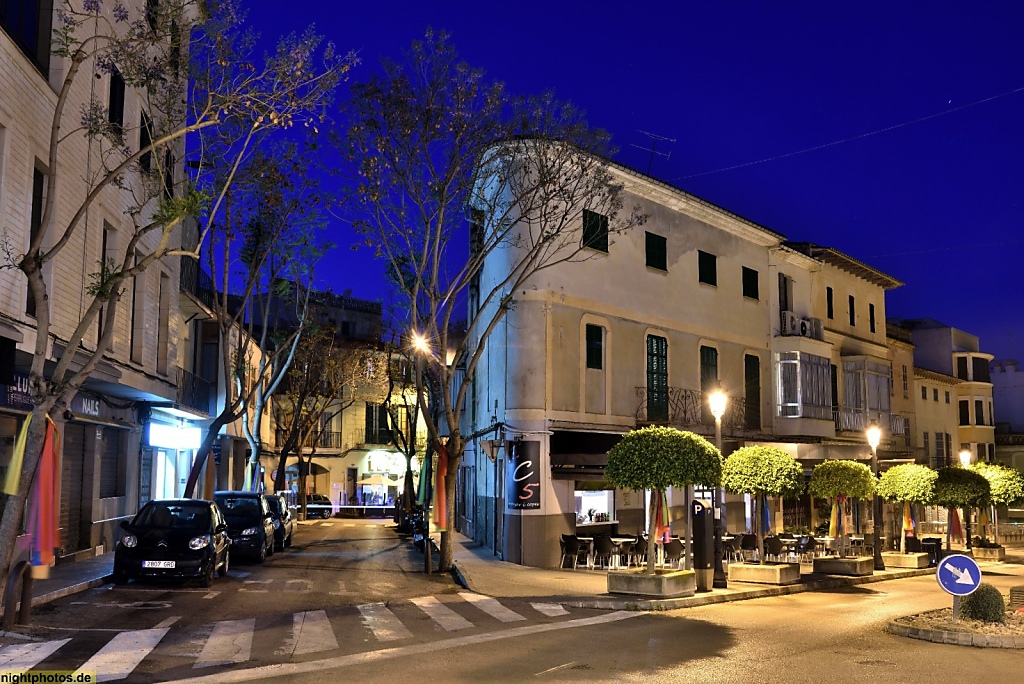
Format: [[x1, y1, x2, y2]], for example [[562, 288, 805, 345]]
[[120, 520, 131, 531]]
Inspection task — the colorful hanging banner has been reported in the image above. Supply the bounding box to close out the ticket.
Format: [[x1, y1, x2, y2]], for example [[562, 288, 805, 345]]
[[2, 413, 32, 495], [949, 507, 964, 543], [654, 490, 671, 544], [32, 417, 60, 568], [902, 501, 916, 537]]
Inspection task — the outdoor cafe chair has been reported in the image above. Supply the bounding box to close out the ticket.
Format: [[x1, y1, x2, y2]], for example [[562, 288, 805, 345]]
[[739, 534, 759, 562], [592, 535, 620, 569], [559, 535, 588, 570], [662, 538, 684, 568], [764, 535, 787, 562], [629, 536, 648, 567], [721, 537, 741, 563], [795, 536, 818, 562]]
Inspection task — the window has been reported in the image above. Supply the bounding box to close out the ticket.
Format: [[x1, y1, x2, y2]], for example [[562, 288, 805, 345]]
[[826, 287, 834, 319], [646, 335, 668, 421], [157, 273, 170, 374], [744, 354, 761, 429], [945, 434, 953, 465], [365, 403, 392, 444], [97, 222, 116, 349], [777, 352, 832, 419], [972, 357, 991, 383], [0, 0, 53, 73], [956, 357, 969, 381], [699, 345, 718, 401], [988, 401, 994, 426], [585, 324, 603, 370], [162, 149, 174, 199], [923, 432, 930, 460], [901, 365, 908, 399], [842, 359, 891, 413], [698, 250, 717, 286], [645, 232, 666, 271], [989, 444, 996, 461], [130, 266, 146, 363], [975, 399, 984, 426], [933, 388, 938, 402], [139, 112, 154, 173], [935, 432, 946, 468], [921, 385, 927, 400], [848, 295, 856, 326], [869, 303, 876, 333], [945, 391, 950, 404], [742, 267, 759, 299], [959, 400, 970, 426], [145, 0, 159, 32], [25, 166, 45, 316], [779, 273, 793, 313], [108, 67, 125, 132], [582, 209, 608, 252]]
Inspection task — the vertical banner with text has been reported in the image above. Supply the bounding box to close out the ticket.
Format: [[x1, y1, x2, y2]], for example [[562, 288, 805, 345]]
[[507, 440, 541, 510]]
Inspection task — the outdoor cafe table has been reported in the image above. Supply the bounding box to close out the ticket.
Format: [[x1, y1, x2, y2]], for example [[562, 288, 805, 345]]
[[576, 536, 638, 569]]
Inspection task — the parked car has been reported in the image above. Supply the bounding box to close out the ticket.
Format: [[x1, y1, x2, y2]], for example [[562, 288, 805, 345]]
[[305, 492, 334, 519], [213, 491, 275, 562], [266, 493, 295, 551], [113, 499, 230, 587]]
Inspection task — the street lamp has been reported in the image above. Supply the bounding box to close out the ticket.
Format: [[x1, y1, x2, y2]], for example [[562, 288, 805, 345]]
[[866, 421, 885, 571], [708, 389, 728, 589], [411, 332, 432, 574], [959, 449, 972, 467], [959, 449, 973, 550]]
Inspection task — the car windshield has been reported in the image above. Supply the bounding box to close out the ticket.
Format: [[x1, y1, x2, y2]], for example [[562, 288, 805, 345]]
[[135, 502, 210, 530], [215, 496, 261, 518], [266, 497, 283, 514]]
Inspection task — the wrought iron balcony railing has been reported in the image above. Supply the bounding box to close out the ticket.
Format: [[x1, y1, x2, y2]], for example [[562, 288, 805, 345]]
[[176, 367, 212, 415], [635, 387, 752, 431]]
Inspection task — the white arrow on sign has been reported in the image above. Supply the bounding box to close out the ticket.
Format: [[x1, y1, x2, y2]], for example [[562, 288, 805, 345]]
[[944, 563, 975, 586]]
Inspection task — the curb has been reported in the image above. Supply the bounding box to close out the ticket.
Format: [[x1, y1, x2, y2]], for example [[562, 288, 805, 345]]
[[32, 575, 111, 608], [885, 619, 1024, 648]]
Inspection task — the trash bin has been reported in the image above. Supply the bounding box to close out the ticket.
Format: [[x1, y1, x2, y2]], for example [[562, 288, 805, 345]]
[[921, 538, 942, 567]]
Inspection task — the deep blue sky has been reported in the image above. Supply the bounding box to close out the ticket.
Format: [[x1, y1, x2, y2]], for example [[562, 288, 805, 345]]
[[248, 1, 1024, 360]]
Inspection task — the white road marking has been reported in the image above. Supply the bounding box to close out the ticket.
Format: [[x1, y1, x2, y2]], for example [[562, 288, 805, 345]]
[[410, 596, 473, 631], [319, 522, 335, 527], [329, 580, 348, 596], [291, 610, 339, 655], [531, 602, 569, 617], [458, 592, 527, 622], [535, 661, 577, 676], [75, 628, 168, 682], [154, 616, 181, 629], [357, 603, 413, 641], [343, 523, 355, 527], [239, 579, 272, 593], [157, 611, 640, 684], [193, 618, 254, 668], [0, 639, 71, 670], [285, 579, 311, 591], [202, 592, 220, 600]]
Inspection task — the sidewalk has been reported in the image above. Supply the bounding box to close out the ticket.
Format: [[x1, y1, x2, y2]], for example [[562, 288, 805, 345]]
[[450, 533, 1024, 611]]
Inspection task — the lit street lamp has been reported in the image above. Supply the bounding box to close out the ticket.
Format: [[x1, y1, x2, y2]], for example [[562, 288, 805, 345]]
[[411, 332, 432, 574], [709, 389, 728, 589], [959, 449, 973, 550], [866, 421, 885, 571]]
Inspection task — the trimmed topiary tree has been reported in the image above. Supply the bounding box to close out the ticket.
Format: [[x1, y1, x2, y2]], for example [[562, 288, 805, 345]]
[[807, 460, 875, 558], [934, 466, 990, 551], [959, 582, 1006, 623], [606, 426, 722, 575], [876, 464, 937, 553], [969, 463, 1024, 545], [722, 445, 804, 564]]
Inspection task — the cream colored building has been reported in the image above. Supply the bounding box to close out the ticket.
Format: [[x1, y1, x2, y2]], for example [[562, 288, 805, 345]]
[[462, 158, 905, 567]]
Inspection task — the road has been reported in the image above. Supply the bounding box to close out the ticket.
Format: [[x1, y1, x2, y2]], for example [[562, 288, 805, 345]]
[[3, 521, 1022, 683]]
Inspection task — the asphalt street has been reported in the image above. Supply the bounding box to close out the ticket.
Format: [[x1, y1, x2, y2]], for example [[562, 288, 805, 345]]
[[3, 520, 1023, 683]]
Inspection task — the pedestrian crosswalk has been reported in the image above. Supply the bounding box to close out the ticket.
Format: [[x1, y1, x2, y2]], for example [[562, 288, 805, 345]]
[[0, 595, 597, 680]]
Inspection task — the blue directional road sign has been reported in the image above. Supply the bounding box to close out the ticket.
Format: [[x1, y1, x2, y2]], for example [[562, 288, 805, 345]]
[[936, 554, 981, 596]]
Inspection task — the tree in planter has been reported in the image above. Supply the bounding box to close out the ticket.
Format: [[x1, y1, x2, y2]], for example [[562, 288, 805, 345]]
[[933, 466, 990, 551], [339, 31, 644, 571], [876, 464, 937, 553], [605, 427, 721, 575], [721, 445, 804, 564], [807, 460, 875, 558], [969, 463, 1024, 546]]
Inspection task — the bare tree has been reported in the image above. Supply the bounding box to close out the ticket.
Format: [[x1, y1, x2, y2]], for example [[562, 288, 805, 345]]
[[340, 31, 642, 570], [0, 0, 351, 593]]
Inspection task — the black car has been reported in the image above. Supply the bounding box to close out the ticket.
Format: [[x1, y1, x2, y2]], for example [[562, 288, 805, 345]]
[[306, 493, 334, 519], [213, 491, 275, 562], [113, 499, 230, 587], [266, 493, 295, 551]]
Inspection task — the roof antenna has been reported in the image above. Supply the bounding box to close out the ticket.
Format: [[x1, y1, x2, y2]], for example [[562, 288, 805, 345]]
[[630, 130, 676, 175]]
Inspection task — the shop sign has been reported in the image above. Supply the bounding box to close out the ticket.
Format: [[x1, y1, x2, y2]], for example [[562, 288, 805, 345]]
[[70, 393, 101, 416], [507, 440, 541, 509], [0, 371, 32, 411]]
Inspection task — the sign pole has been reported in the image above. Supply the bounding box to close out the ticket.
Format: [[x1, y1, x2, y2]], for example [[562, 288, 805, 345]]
[[952, 595, 960, 624]]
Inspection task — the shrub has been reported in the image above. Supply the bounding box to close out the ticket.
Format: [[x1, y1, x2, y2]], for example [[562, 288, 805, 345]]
[[972, 536, 1002, 549], [960, 582, 1006, 623]]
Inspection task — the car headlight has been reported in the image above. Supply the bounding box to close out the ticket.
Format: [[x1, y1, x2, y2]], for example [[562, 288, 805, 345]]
[[122, 533, 137, 548], [189, 535, 210, 550], [241, 527, 259, 536], [273, 520, 281, 530]]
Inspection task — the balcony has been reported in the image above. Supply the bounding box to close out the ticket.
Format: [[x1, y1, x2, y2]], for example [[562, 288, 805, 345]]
[[273, 427, 428, 453], [275, 430, 345, 450], [176, 367, 212, 415], [180, 256, 215, 309], [635, 387, 752, 432]]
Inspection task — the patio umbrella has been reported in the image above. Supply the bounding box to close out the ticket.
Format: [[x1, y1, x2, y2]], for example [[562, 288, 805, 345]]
[[949, 507, 964, 544], [357, 474, 398, 487]]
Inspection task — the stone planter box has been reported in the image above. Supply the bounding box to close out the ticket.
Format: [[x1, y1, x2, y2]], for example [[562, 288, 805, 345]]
[[812, 556, 874, 576], [881, 552, 931, 569], [607, 568, 696, 598], [971, 547, 1006, 562], [728, 562, 801, 585]]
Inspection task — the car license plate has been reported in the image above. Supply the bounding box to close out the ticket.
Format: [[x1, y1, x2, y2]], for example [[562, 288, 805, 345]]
[[142, 560, 175, 568]]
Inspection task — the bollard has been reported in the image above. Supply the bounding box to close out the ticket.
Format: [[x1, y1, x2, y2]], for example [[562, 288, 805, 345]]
[[2, 561, 34, 630]]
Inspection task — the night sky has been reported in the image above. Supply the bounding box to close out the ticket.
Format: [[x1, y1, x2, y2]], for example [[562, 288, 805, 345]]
[[246, 1, 1024, 360]]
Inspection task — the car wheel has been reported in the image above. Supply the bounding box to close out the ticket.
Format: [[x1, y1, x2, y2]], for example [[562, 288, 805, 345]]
[[200, 560, 215, 588], [322, 510, 331, 519], [266, 536, 275, 557], [256, 541, 266, 563], [218, 550, 230, 577]]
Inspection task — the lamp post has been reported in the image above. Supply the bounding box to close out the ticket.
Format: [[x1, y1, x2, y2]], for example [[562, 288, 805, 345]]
[[411, 333, 432, 574], [708, 390, 728, 589], [866, 421, 885, 570], [959, 449, 973, 551]]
